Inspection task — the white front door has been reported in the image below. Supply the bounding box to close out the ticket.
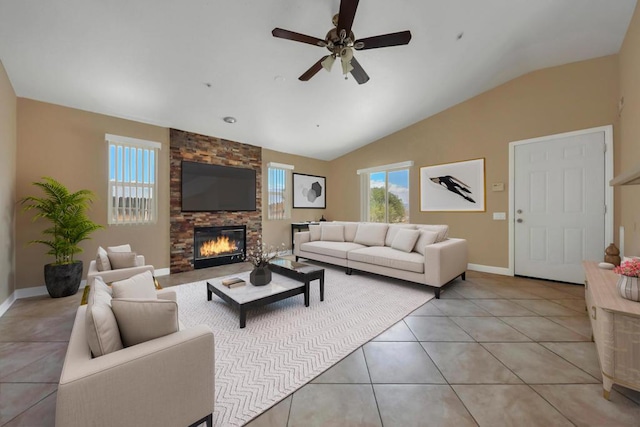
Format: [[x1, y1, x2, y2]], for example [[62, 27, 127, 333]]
[[514, 130, 606, 284]]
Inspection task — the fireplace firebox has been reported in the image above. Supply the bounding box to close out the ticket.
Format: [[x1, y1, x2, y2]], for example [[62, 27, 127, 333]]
[[193, 225, 246, 269]]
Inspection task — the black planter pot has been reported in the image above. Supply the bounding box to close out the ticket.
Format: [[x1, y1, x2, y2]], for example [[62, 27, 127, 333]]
[[249, 266, 272, 286], [44, 261, 83, 298]]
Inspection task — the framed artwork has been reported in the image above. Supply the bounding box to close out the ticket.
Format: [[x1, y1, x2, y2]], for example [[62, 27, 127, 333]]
[[420, 158, 486, 212], [293, 173, 326, 209]]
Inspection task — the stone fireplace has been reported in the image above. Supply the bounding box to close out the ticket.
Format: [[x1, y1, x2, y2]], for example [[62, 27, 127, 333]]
[[194, 225, 246, 269]]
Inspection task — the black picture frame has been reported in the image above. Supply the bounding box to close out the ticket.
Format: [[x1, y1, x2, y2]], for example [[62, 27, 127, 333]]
[[292, 173, 326, 209]]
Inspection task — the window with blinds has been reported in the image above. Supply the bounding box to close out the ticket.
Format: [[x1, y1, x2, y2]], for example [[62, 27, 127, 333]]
[[267, 162, 293, 220], [106, 134, 161, 225]]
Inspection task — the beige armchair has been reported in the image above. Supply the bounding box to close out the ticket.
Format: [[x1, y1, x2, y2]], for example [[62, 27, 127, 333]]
[[56, 288, 215, 427], [86, 255, 154, 288]]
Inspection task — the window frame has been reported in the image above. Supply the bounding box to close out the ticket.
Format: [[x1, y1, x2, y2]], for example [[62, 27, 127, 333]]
[[357, 161, 414, 223], [106, 134, 161, 225], [266, 162, 294, 220]]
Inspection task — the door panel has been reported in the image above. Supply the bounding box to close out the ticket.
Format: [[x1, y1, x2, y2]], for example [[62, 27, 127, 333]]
[[514, 131, 605, 283]]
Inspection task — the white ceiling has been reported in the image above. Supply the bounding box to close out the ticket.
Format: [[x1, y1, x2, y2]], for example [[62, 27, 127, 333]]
[[0, 1, 636, 160]]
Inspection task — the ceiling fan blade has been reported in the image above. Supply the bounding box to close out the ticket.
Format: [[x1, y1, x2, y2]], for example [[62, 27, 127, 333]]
[[299, 56, 330, 81], [355, 31, 412, 50], [272, 28, 326, 47], [337, 0, 359, 35], [349, 57, 369, 85]]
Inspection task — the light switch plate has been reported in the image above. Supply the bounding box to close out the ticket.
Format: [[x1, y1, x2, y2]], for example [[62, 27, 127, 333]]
[[492, 183, 505, 192], [493, 212, 506, 220]]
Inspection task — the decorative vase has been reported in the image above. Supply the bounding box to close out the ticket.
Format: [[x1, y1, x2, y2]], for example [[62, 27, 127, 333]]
[[617, 275, 640, 302], [250, 266, 272, 286], [44, 261, 83, 298], [604, 243, 621, 266]]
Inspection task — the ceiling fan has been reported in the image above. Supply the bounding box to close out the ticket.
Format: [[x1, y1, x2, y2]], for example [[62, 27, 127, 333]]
[[272, 0, 412, 84]]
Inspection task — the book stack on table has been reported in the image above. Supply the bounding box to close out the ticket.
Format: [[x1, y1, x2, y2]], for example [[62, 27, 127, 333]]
[[221, 277, 246, 288]]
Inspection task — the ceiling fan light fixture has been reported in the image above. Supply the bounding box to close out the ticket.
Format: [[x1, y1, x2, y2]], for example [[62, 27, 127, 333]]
[[340, 47, 354, 75], [321, 55, 336, 71]]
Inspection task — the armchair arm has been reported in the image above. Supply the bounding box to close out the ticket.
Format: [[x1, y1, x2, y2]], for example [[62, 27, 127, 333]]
[[156, 288, 176, 302], [56, 306, 214, 427], [294, 231, 311, 256], [423, 238, 468, 286]]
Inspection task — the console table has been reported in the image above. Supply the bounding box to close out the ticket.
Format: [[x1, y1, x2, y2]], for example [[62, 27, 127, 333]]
[[291, 222, 319, 249], [583, 261, 640, 399]]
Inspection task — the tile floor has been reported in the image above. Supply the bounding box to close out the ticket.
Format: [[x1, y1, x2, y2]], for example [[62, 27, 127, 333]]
[[1, 268, 639, 426]]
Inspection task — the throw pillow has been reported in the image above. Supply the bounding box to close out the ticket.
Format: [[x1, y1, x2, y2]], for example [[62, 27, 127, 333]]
[[308, 224, 321, 241], [95, 246, 111, 272], [331, 222, 359, 242], [85, 277, 123, 357], [107, 244, 132, 253], [111, 299, 179, 347], [416, 225, 449, 243], [391, 229, 421, 253], [353, 223, 389, 247], [384, 224, 417, 246], [321, 224, 345, 242], [112, 270, 158, 299], [107, 251, 138, 269], [413, 230, 439, 255]]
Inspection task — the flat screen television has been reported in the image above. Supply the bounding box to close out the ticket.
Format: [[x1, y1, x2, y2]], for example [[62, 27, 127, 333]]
[[181, 161, 256, 212]]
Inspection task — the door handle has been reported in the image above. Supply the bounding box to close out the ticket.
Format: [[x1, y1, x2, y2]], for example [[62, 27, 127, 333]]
[[516, 219, 523, 223], [591, 306, 597, 320]]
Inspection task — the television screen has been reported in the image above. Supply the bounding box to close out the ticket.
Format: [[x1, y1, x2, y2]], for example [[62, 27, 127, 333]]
[[181, 161, 256, 211]]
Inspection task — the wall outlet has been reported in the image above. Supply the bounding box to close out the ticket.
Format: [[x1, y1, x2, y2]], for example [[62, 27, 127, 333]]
[[493, 212, 506, 220]]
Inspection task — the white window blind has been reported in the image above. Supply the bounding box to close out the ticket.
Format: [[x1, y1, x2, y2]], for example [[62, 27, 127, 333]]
[[106, 134, 161, 225], [267, 162, 294, 220]]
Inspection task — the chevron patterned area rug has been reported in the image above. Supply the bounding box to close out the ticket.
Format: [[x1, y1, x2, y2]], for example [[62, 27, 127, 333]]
[[175, 264, 434, 426]]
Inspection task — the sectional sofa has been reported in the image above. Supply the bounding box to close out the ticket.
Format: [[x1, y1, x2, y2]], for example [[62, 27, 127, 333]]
[[293, 221, 467, 298]]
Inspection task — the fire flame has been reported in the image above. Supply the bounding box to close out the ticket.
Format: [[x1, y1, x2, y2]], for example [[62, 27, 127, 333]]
[[199, 236, 238, 257]]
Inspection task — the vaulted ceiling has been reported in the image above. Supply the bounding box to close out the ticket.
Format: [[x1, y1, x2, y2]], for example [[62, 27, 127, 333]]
[[0, 0, 636, 160]]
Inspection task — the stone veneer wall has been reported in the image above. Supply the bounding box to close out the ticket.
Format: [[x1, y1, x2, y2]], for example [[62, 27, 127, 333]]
[[170, 128, 262, 273]]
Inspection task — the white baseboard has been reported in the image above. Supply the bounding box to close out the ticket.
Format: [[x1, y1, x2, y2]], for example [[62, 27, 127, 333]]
[[0, 280, 88, 318], [154, 268, 170, 277], [467, 263, 512, 276], [0, 292, 16, 317]]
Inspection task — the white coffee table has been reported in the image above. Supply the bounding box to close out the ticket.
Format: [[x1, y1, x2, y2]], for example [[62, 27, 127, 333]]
[[206, 272, 309, 328]]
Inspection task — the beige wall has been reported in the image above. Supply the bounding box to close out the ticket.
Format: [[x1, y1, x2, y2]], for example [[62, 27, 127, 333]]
[[16, 99, 170, 289], [0, 61, 17, 305], [618, 3, 640, 257], [262, 149, 330, 249], [328, 56, 619, 268]]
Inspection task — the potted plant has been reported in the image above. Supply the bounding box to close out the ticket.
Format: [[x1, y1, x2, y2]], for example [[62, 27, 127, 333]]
[[614, 258, 640, 302], [246, 240, 286, 286], [20, 177, 103, 298]]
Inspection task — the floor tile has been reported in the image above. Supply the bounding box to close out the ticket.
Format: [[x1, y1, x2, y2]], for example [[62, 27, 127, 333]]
[[0, 316, 74, 342], [2, 391, 57, 427], [421, 342, 521, 384], [445, 284, 500, 299], [469, 299, 537, 316], [439, 288, 466, 299], [511, 299, 581, 316], [551, 299, 588, 313], [613, 385, 640, 405], [312, 348, 370, 383], [540, 342, 601, 380], [449, 317, 532, 342], [245, 396, 291, 427], [404, 317, 474, 342], [0, 383, 57, 425], [486, 287, 543, 299], [374, 385, 477, 427], [1, 343, 67, 383], [500, 316, 590, 341], [363, 342, 445, 384], [288, 384, 381, 427], [516, 286, 583, 300], [3, 294, 81, 318], [453, 384, 573, 426], [430, 300, 492, 316], [482, 343, 599, 384], [532, 384, 640, 426], [545, 316, 592, 338], [371, 320, 416, 341], [409, 301, 445, 316], [0, 342, 65, 380]]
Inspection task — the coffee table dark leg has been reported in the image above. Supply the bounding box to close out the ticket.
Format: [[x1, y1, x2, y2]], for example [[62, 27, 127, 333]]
[[240, 306, 247, 329], [207, 287, 212, 301], [320, 271, 325, 301], [304, 282, 310, 307]]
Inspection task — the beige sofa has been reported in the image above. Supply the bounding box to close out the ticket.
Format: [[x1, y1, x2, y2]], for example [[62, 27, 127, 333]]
[[56, 287, 215, 427], [294, 222, 467, 298]]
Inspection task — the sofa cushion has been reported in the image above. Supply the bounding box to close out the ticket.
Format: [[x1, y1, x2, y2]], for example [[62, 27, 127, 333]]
[[416, 225, 449, 243], [354, 223, 389, 247], [331, 222, 359, 242], [300, 241, 366, 259], [85, 277, 123, 357], [111, 298, 179, 347], [321, 224, 345, 242], [108, 244, 132, 252], [348, 246, 425, 273], [308, 224, 321, 241], [414, 230, 439, 255], [112, 270, 158, 299], [107, 251, 138, 269], [391, 229, 421, 253], [96, 246, 112, 272], [385, 224, 417, 246]]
